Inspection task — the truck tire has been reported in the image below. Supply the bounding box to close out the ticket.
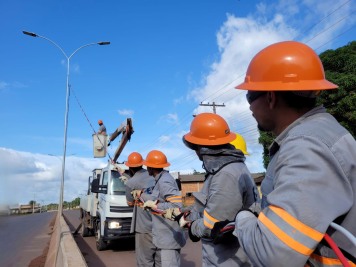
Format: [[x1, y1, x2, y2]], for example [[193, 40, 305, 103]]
[[81, 217, 90, 237], [95, 221, 107, 251]]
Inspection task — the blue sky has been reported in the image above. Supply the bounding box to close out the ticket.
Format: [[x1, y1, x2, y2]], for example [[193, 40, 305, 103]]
[[1, 0, 355, 206]]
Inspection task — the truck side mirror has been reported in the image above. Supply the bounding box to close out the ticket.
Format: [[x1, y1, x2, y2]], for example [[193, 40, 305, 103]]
[[91, 179, 108, 194]]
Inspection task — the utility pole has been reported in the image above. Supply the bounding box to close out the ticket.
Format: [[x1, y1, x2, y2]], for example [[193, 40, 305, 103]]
[[32, 193, 36, 214], [199, 102, 225, 114]]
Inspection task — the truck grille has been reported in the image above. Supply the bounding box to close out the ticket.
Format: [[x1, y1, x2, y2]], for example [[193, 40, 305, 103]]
[[119, 217, 132, 232], [110, 206, 133, 213]]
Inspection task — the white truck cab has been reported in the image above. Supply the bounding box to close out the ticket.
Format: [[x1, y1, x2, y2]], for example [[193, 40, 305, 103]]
[[80, 118, 134, 251], [80, 163, 133, 250]]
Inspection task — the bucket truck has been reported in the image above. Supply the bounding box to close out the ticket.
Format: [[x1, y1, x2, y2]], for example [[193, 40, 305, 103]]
[[79, 118, 134, 251]]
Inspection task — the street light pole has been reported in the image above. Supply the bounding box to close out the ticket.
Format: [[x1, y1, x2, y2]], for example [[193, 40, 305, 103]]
[[23, 31, 110, 218]]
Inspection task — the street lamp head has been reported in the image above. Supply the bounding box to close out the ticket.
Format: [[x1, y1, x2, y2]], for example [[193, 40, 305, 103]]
[[98, 41, 110, 45], [23, 31, 38, 37]]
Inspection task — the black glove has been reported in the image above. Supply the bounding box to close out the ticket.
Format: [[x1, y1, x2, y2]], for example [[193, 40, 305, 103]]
[[211, 220, 235, 244], [188, 222, 201, 242]]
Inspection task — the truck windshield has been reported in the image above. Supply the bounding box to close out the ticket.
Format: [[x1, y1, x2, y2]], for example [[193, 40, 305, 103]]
[[110, 171, 126, 195]]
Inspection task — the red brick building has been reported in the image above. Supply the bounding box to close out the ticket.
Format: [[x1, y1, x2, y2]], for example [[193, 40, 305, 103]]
[[179, 172, 265, 206]]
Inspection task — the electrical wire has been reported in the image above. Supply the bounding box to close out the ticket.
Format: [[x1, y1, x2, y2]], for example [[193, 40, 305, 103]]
[[70, 85, 113, 162], [324, 233, 351, 267]]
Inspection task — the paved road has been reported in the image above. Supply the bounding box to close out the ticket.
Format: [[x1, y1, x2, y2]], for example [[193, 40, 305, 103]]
[[0, 212, 56, 267], [64, 209, 202, 267]]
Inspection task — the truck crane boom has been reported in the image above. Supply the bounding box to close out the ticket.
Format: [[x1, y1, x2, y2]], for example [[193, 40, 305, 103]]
[[109, 118, 134, 163]]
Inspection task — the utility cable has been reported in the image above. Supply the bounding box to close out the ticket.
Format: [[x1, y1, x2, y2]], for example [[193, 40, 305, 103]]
[[294, 0, 352, 42], [70, 85, 113, 162]]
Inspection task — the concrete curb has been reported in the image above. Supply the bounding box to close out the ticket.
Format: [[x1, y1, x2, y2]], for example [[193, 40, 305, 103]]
[[45, 215, 87, 267]]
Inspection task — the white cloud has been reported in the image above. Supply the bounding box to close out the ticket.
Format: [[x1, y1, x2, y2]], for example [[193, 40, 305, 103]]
[[0, 81, 26, 90], [118, 109, 134, 116], [184, 0, 353, 173], [166, 113, 179, 125], [0, 147, 106, 206], [0, 81, 9, 90], [173, 96, 184, 105], [159, 135, 170, 144]]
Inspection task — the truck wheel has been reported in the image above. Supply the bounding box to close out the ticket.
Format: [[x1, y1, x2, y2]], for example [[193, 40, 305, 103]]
[[95, 221, 107, 251], [81, 217, 90, 237]]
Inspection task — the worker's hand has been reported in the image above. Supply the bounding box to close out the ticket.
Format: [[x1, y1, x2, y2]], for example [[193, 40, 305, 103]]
[[114, 164, 124, 175], [178, 213, 192, 228], [131, 190, 142, 200], [211, 220, 235, 244], [119, 176, 128, 184], [188, 222, 200, 242], [143, 200, 158, 210], [163, 208, 181, 220]]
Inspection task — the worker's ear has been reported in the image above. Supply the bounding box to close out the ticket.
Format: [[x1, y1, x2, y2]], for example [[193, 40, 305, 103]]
[[267, 92, 277, 109]]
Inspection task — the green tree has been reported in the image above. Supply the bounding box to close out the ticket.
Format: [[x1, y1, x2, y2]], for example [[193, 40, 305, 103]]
[[258, 41, 356, 169], [71, 197, 80, 208], [317, 41, 356, 137]]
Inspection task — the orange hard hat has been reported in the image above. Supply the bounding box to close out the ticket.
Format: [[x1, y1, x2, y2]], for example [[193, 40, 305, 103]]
[[98, 119, 103, 124], [125, 152, 144, 167], [183, 113, 235, 146], [143, 150, 170, 168], [235, 41, 338, 91]]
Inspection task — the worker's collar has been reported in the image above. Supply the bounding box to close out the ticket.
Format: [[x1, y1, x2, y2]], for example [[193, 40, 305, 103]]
[[269, 105, 326, 156], [200, 145, 245, 174]]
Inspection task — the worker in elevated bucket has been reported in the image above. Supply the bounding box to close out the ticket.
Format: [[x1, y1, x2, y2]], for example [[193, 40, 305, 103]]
[[164, 113, 260, 267], [226, 41, 356, 266], [131, 150, 186, 267], [124, 152, 160, 267], [97, 119, 107, 135]]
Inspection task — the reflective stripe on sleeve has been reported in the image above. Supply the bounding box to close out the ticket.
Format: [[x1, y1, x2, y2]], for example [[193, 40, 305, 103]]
[[259, 205, 324, 256], [204, 210, 219, 229], [166, 195, 182, 203], [310, 253, 356, 267]]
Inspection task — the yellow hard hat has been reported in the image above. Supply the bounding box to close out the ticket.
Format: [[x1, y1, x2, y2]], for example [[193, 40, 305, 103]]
[[230, 133, 249, 155]]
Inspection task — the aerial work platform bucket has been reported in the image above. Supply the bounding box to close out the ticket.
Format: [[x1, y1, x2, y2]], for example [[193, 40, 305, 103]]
[[93, 134, 107, 158]]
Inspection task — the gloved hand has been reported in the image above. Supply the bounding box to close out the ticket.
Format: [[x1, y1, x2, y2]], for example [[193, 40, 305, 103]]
[[143, 200, 158, 210], [177, 212, 191, 228], [119, 176, 128, 184], [114, 164, 124, 175], [188, 221, 201, 242], [211, 220, 235, 244], [163, 208, 181, 220], [131, 189, 142, 200]]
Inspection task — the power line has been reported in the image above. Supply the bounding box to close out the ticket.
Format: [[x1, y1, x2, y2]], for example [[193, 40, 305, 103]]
[[294, 0, 352, 42]]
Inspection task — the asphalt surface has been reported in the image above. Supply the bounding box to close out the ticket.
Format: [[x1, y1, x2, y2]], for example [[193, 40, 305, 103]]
[[0, 211, 55, 267], [64, 209, 202, 267]]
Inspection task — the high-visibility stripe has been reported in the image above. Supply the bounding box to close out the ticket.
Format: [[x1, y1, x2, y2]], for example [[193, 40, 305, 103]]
[[166, 196, 182, 203], [269, 206, 323, 241], [166, 196, 182, 200], [204, 210, 219, 229], [310, 253, 356, 267], [259, 212, 314, 256], [169, 199, 182, 203]]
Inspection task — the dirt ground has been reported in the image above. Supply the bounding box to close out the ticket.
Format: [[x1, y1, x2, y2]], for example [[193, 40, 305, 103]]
[[28, 215, 56, 267]]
